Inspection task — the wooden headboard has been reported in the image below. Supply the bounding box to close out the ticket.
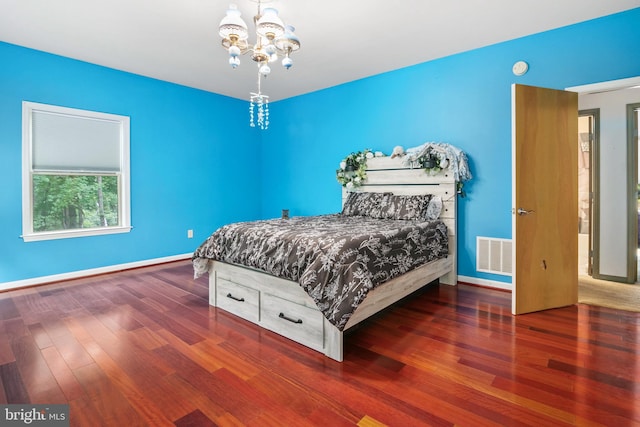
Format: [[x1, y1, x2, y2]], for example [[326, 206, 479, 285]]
[[342, 156, 457, 285]]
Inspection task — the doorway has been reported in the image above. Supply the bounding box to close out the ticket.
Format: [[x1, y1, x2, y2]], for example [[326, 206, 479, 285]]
[[568, 77, 640, 285], [574, 100, 640, 311]]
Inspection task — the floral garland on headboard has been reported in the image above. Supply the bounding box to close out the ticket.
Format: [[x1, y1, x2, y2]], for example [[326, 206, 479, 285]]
[[336, 142, 472, 195], [335, 149, 385, 189]]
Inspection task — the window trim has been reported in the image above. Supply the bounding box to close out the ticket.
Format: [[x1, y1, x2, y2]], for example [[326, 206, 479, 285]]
[[22, 101, 131, 242]]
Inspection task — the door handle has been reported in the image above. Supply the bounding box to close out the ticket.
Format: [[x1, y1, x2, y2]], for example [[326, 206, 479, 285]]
[[517, 208, 534, 216]]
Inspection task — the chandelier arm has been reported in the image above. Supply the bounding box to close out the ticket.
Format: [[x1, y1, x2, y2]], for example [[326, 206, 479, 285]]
[[222, 40, 251, 55]]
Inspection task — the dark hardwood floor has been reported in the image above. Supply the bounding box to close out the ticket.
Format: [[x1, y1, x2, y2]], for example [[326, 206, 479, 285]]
[[1, 260, 639, 426]]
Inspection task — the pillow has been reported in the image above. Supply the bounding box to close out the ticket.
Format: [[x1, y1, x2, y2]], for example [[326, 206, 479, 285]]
[[378, 194, 433, 220], [424, 196, 443, 220], [342, 192, 442, 221], [341, 192, 388, 216]]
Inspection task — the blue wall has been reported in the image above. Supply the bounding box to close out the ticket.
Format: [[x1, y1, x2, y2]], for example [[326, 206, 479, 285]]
[[2, 8, 639, 285], [0, 42, 261, 283], [261, 8, 640, 284]]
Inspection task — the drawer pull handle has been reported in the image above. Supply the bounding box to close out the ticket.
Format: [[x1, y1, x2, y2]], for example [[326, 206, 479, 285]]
[[226, 293, 245, 302], [279, 312, 303, 324]]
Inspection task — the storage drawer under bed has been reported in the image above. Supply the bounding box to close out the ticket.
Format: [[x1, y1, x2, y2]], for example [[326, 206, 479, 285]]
[[260, 292, 324, 351], [216, 278, 260, 323]]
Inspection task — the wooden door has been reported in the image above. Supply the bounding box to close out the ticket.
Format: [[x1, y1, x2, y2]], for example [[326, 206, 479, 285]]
[[512, 84, 578, 315]]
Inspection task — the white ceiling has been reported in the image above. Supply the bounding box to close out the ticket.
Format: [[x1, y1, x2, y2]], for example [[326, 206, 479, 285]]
[[1, 0, 638, 101]]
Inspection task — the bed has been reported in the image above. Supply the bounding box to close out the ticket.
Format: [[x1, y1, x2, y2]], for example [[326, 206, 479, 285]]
[[192, 156, 458, 361]]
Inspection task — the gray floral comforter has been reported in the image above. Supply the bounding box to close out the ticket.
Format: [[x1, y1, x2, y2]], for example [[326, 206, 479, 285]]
[[192, 214, 448, 330]]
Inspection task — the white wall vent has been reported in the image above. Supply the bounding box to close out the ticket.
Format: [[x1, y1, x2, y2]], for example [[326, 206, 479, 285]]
[[477, 237, 513, 276]]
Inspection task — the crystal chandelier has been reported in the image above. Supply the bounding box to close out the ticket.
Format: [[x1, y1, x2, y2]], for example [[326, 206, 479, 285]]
[[219, 1, 301, 130]]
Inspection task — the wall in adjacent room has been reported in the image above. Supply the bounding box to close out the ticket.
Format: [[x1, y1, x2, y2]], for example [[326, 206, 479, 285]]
[[260, 8, 640, 287], [0, 42, 261, 285]]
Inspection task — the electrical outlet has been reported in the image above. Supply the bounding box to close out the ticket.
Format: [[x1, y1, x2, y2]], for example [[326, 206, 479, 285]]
[[187, 229, 193, 239]]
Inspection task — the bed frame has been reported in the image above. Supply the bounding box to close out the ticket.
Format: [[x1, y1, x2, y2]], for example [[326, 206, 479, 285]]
[[205, 156, 457, 361]]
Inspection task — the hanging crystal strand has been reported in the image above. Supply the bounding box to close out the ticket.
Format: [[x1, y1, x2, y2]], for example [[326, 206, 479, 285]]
[[258, 71, 263, 130], [257, 96, 264, 129], [260, 70, 269, 130], [249, 99, 255, 127], [248, 70, 270, 130]]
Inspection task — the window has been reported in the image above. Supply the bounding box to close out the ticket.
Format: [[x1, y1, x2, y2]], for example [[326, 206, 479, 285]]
[[22, 102, 131, 242]]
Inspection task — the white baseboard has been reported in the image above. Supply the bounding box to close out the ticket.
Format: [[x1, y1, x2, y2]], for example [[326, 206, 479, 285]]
[[1, 259, 512, 294], [458, 275, 512, 291], [0, 253, 193, 292]]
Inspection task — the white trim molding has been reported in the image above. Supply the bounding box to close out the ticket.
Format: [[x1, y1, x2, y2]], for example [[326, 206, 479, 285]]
[[0, 253, 193, 292], [566, 76, 640, 94], [458, 274, 512, 291]]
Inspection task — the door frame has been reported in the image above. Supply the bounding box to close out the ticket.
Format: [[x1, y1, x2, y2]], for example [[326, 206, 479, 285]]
[[579, 108, 600, 278], [627, 103, 640, 282]]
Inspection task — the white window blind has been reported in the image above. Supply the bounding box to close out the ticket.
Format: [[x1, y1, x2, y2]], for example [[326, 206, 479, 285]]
[[31, 110, 122, 172]]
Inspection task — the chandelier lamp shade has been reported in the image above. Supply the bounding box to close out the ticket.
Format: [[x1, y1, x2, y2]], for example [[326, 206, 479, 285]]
[[218, 1, 301, 130]]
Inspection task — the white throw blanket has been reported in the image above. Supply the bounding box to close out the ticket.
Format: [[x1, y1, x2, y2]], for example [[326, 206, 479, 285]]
[[404, 142, 472, 182]]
